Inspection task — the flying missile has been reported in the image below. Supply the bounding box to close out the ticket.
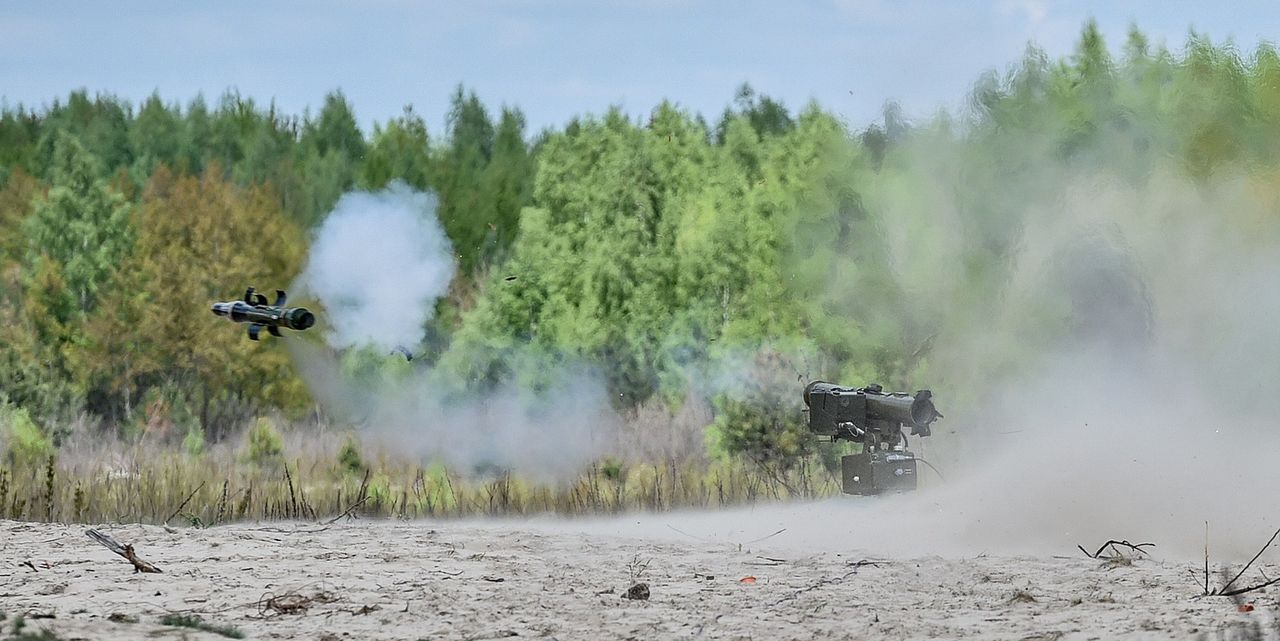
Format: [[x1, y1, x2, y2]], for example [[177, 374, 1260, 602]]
[[210, 287, 315, 341]]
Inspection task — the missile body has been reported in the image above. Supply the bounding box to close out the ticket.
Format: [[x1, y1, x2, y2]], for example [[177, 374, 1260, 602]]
[[211, 287, 315, 340]]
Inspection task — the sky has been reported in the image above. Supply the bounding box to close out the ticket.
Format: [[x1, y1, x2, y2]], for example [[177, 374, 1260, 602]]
[[4, 0, 1280, 136]]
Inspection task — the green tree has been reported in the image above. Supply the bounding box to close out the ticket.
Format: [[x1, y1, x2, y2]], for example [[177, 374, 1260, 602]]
[[23, 132, 132, 314], [129, 93, 183, 179], [360, 106, 432, 190], [430, 86, 497, 274], [180, 94, 214, 175], [296, 91, 365, 226], [714, 83, 795, 143], [33, 90, 132, 178], [474, 107, 535, 264], [0, 105, 41, 173], [0, 168, 39, 268]]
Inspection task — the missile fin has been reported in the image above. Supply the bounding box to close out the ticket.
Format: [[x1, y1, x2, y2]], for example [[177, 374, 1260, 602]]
[[248, 324, 262, 341], [274, 290, 287, 306], [268, 325, 282, 337]]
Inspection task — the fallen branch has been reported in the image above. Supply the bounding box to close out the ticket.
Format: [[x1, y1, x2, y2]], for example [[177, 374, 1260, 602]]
[[847, 559, 889, 568], [324, 496, 369, 525], [770, 569, 859, 607], [85, 529, 161, 574], [1077, 539, 1154, 559], [256, 587, 336, 617]]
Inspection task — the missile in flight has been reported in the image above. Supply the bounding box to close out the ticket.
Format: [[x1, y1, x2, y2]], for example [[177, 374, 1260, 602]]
[[211, 286, 315, 341]]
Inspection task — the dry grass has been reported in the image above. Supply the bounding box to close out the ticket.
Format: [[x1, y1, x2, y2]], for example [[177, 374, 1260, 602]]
[[0, 419, 842, 525]]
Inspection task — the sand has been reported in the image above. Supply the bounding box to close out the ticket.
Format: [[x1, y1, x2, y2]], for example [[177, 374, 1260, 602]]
[[2, 503, 1276, 641]]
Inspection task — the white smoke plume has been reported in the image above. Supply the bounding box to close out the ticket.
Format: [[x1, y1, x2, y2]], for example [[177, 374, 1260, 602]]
[[296, 182, 454, 352], [290, 181, 619, 482]]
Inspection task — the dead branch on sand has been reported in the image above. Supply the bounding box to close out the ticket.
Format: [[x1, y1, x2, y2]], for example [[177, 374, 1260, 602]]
[[770, 569, 860, 607], [847, 559, 889, 569], [85, 528, 161, 574], [255, 585, 338, 617], [1077, 540, 1154, 560], [324, 495, 370, 525], [1198, 525, 1280, 598], [770, 558, 887, 607]]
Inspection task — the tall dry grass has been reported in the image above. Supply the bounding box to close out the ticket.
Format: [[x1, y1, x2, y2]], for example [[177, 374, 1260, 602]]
[[0, 407, 844, 526]]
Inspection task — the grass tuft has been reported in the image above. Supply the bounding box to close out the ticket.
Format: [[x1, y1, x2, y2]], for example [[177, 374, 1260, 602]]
[[158, 614, 244, 639]]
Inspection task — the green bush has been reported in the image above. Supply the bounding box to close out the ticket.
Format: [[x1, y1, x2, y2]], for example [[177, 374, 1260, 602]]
[[242, 418, 284, 465], [707, 350, 811, 472], [182, 425, 205, 457], [337, 433, 365, 475], [2, 404, 53, 467]]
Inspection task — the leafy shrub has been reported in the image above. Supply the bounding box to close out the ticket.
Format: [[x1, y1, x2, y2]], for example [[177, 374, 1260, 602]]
[[2, 403, 53, 467], [242, 417, 284, 465], [182, 425, 205, 457], [707, 350, 811, 472], [337, 433, 365, 475]]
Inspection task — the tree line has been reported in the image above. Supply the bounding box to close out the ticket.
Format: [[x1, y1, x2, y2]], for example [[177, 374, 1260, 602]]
[[2, 22, 1278, 467]]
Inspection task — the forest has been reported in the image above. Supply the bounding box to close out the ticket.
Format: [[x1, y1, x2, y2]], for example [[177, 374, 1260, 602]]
[[2, 21, 1280, 520]]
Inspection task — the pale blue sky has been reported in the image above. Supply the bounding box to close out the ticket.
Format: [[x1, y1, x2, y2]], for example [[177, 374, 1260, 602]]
[[3, 1, 1279, 136]]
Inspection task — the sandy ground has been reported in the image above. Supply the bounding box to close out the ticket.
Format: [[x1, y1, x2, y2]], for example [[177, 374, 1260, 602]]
[[1, 506, 1277, 641]]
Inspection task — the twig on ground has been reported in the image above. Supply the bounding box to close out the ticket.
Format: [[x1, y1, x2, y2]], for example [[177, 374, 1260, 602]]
[[85, 528, 161, 574], [770, 569, 859, 607], [255, 585, 338, 617], [847, 559, 889, 568], [324, 496, 370, 525], [1077, 539, 1154, 559]]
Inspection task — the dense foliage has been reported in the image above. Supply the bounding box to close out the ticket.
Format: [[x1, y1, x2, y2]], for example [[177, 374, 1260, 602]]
[[2, 22, 1279, 471]]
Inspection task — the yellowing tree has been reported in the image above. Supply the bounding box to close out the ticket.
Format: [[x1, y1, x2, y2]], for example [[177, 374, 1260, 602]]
[[77, 165, 309, 437]]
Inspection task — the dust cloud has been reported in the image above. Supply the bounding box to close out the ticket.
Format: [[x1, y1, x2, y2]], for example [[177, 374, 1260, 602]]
[[751, 163, 1280, 561], [289, 125, 1278, 563], [514, 155, 1280, 563]]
